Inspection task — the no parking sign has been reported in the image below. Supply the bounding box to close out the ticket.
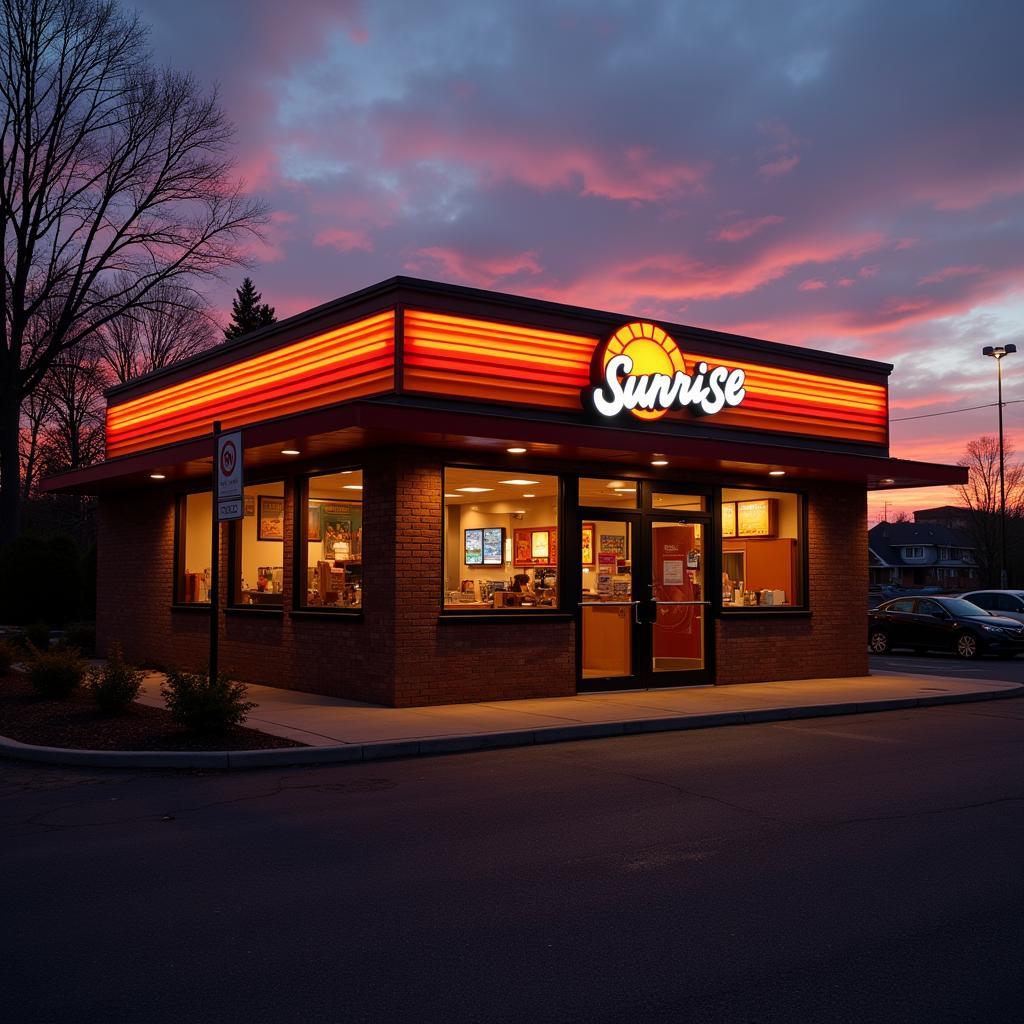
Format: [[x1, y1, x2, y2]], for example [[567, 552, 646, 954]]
[[216, 431, 243, 520]]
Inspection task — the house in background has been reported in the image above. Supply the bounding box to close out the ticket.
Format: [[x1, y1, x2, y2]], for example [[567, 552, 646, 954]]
[[868, 517, 978, 590]]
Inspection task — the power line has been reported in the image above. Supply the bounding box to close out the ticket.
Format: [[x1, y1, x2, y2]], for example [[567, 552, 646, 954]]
[[890, 399, 1023, 423]]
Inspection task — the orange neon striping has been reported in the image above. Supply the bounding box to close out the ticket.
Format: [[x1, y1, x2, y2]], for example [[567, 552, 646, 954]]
[[105, 311, 395, 457]]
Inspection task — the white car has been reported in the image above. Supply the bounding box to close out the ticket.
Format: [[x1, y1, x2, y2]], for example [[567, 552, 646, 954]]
[[957, 590, 1024, 624]]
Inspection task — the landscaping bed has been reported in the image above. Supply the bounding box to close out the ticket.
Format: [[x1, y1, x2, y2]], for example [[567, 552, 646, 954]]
[[0, 671, 303, 752]]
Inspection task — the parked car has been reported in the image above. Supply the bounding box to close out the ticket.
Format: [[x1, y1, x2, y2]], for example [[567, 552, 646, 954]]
[[868, 595, 1024, 659], [954, 590, 1024, 624]]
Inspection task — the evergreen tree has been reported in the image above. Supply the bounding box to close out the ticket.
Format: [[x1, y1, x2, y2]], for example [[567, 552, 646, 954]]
[[223, 278, 276, 339]]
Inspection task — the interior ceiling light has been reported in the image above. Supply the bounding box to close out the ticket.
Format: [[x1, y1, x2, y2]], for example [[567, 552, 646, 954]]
[[650, 457, 669, 466], [522, 493, 535, 498], [613, 486, 636, 492], [342, 484, 363, 490], [444, 493, 459, 498], [149, 473, 166, 480], [769, 470, 786, 477], [281, 449, 301, 456], [499, 478, 539, 485], [506, 447, 527, 454], [456, 486, 493, 493], [880, 477, 895, 485]]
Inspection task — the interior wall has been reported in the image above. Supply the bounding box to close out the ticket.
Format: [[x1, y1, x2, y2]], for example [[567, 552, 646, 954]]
[[722, 488, 799, 538], [238, 482, 285, 593], [183, 491, 212, 578]]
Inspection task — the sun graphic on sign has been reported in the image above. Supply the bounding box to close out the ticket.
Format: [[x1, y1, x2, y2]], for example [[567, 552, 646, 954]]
[[602, 322, 687, 420]]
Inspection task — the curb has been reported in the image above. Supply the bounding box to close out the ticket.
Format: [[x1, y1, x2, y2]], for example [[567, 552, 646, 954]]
[[1, 683, 1021, 771]]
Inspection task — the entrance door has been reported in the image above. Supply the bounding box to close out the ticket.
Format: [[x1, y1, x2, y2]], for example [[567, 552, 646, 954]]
[[578, 512, 712, 690], [647, 516, 711, 685]]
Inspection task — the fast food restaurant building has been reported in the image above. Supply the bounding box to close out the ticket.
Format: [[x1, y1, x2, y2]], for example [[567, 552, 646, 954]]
[[48, 277, 965, 707]]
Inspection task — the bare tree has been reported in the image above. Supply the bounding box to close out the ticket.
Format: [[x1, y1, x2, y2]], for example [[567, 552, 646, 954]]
[[0, 0, 265, 542], [19, 386, 52, 498], [97, 280, 216, 383], [954, 435, 1024, 585], [38, 338, 106, 473]]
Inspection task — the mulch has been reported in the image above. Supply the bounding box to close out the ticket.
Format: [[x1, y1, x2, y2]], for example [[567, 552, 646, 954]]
[[0, 671, 303, 751]]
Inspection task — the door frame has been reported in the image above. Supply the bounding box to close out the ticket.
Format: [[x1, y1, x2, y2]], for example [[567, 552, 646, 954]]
[[576, 483, 716, 691]]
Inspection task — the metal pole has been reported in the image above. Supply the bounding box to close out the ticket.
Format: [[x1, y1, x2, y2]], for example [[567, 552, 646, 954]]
[[210, 420, 221, 680], [997, 360, 1007, 588]]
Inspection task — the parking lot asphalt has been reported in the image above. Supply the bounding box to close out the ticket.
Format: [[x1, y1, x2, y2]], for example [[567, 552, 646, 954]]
[[870, 652, 1024, 684]]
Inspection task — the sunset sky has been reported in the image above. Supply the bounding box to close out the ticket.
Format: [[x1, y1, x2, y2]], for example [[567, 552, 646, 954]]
[[138, 0, 1022, 520]]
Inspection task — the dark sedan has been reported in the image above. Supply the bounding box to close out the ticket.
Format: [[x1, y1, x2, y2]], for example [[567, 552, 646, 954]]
[[868, 595, 1024, 659]]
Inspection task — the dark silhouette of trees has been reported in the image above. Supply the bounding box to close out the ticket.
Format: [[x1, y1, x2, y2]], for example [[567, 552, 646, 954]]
[[223, 277, 276, 339], [954, 435, 1024, 586], [0, 0, 266, 543]]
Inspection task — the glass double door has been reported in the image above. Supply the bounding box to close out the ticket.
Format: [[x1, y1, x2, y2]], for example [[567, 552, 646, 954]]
[[579, 512, 711, 689]]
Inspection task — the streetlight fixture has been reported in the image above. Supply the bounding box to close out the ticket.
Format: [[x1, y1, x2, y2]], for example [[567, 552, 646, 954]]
[[982, 343, 1017, 587]]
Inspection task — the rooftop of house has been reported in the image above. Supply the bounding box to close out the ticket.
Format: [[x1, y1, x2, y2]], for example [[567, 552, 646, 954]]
[[868, 520, 975, 566]]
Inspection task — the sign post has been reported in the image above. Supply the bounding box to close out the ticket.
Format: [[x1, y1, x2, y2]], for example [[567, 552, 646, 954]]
[[211, 423, 243, 680]]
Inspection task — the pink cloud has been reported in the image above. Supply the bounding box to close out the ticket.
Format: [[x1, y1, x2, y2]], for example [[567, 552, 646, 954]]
[[915, 170, 1024, 211], [917, 264, 988, 286], [859, 264, 880, 278], [314, 228, 374, 252], [405, 247, 544, 288], [758, 154, 800, 177], [376, 120, 710, 202], [710, 214, 784, 242], [836, 277, 855, 287], [798, 278, 826, 291]]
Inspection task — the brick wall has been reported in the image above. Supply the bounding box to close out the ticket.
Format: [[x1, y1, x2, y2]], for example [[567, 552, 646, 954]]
[[96, 454, 866, 707], [715, 480, 868, 684]]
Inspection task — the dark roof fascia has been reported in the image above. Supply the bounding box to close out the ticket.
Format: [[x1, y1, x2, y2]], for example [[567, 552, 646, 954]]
[[104, 275, 893, 406]]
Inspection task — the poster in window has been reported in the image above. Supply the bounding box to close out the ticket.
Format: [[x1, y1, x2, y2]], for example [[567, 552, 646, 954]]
[[737, 498, 775, 537], [464, 528, 483, 565], [322, 502, 359, 561], [257, 496, 284, 541], [482, 527, 505, 565], [244, 495, 256, 517], [307, 503, 322, 542], [581, 522, 595, 566], [721, 501, 736, 538], [531, 530, 550, 559]]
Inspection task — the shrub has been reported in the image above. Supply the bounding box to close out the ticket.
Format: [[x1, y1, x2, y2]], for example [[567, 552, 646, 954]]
[[61, 622, 96, 655], [0, 640, 16, 675], [86, 643, 143, 714], [25, 621, 51, 652], [161, 669, 256, 733], [27, 647, 86, 698]]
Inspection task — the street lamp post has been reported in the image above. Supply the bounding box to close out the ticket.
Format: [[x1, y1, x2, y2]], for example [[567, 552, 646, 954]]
[[982, 343, 1016, 587]]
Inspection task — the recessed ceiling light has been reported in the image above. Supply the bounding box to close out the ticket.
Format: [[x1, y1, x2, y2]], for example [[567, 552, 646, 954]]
[[281, 449, 301, 456], [444, 493, 459, 498], [769, 470, 785, 477], [506, 447, 527, 454], [651, 458, 669, 467], [456, 486, 493, 493], [613, 486, 635, 492], [522, 493, 535, 498], [499, 478, 539, 486], [880, 477, 895, 485], [149, 473, 166, 480], [342, 484, 363, 490], [514, 510, 526, 514]]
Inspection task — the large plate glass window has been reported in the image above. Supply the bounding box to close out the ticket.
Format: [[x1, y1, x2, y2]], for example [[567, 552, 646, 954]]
[[176, 491, 212, 603], [720, 488, 804, 609], [444, 468, 560, 610], [300, 470, 364, 609], [233, 481, 285, 606]]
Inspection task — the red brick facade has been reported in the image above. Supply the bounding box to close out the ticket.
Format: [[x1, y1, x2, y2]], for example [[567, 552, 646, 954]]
[[96, 453, 865, 707]]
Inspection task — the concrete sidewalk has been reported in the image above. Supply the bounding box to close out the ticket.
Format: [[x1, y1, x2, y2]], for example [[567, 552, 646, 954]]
[[137, 671, 1022, 749]]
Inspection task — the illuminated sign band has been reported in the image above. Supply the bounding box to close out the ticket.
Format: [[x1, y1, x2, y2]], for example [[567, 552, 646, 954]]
[[590, 322, 745, 421]]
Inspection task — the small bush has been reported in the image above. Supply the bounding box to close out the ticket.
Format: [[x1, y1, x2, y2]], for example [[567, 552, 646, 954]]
[[86, 643, 143, 714], [27, 647, 86, 698], [25, 622, 51, 652], [61, 622, 96, 656], [0, 640, 16, 675], [161, 669, 255, 733]]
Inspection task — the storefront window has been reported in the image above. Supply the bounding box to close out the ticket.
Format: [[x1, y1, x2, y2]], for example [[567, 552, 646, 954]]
[[720, 488, 804, 609], [444, 467, 560, 610], [177, 491, 212, 604], [300, 470, 363, 609], [652, 491, 706, 511], [233, 481, 285, 606]]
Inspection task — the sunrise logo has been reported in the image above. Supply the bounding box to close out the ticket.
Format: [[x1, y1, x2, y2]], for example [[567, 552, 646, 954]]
[[590, 322, 746, 420]]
